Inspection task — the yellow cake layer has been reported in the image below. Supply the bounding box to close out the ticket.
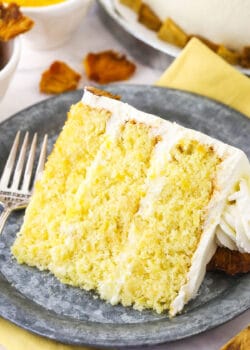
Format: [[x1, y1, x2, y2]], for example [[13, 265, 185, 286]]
[[12, 103, 110, 269]]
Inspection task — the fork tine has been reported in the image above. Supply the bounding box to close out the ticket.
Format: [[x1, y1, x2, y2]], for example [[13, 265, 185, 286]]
[[11, 132, 29, 190], [0, 131, 20, 188], [21, 133, 37, 192], [34, 134, 48, 183]]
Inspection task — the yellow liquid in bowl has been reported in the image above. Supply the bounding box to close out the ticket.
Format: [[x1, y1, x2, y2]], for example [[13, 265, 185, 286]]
[[4, 0, 65, 6]]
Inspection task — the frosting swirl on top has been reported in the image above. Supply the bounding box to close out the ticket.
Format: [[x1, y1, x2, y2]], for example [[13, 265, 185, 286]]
[[216, 177, 250, 253]]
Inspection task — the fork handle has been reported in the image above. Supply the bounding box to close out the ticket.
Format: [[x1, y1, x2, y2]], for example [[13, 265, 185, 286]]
[[0, 207, 12, 235]]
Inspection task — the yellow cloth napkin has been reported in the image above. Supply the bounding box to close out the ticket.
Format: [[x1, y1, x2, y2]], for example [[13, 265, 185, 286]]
[[1, 37, 250, 350], [0, 318, 93, 350], [157, 37, 250, 118]]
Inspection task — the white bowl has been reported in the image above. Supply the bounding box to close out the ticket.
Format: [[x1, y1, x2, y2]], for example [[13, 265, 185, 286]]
[[0, 38, 21, 102], [21, 0, 93, 50]]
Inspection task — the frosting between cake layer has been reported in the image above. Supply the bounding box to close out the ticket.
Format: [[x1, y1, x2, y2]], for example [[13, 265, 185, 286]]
[[82, 88, 250, 316], [142, 0, 250, 51]]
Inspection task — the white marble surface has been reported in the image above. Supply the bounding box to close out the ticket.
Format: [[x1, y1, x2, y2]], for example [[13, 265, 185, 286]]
[[0, 2, 249, 350]]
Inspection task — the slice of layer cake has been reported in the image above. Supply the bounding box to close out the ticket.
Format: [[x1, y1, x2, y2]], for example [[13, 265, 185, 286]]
[[12, 87, 250, 316]]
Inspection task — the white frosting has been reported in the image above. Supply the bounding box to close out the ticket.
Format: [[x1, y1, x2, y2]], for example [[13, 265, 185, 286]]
[[83, 88, 171, 135], [142, 0, 250, 50], [217, 177, 250, 253], [82, 88, 250, 316]]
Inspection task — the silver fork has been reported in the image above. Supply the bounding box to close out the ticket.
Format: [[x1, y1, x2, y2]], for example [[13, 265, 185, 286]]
[[0, 131, 48, 234]]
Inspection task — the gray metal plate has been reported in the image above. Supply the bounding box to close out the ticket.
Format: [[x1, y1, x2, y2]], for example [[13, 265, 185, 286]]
[[0, 85, 249, 348]]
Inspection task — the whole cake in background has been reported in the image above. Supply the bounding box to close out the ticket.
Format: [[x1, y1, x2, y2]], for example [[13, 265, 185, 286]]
[[12, 87, 250, 317], [118, 0, 250, 67]]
